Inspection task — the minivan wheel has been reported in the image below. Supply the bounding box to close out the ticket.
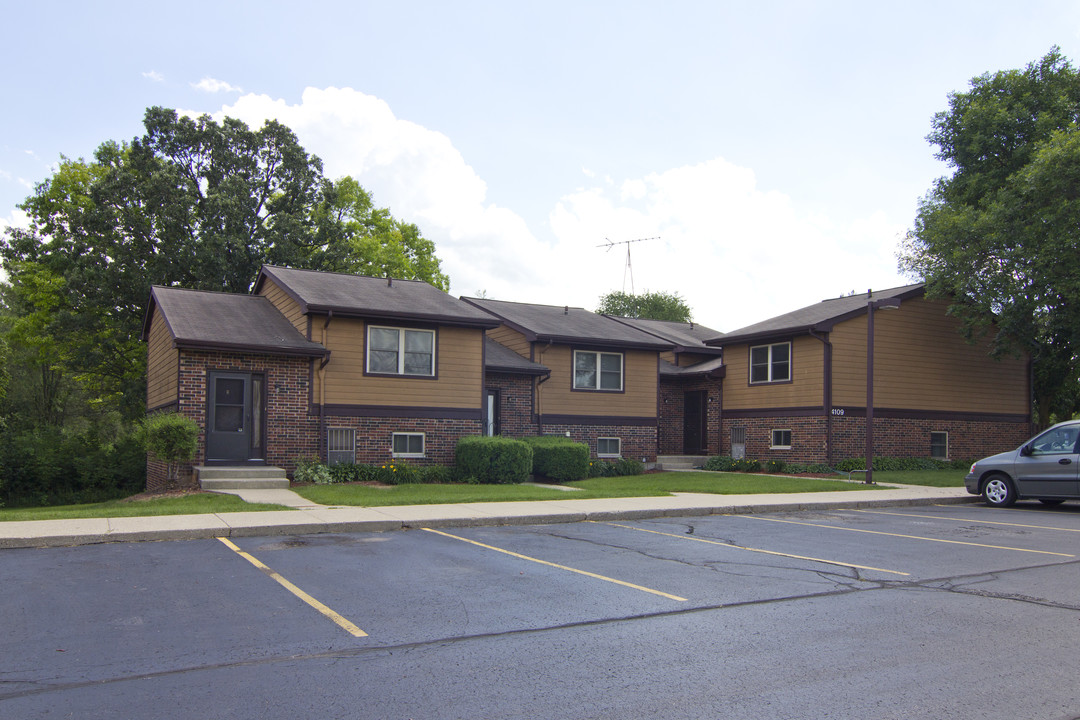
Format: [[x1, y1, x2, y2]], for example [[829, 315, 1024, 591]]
[[983, 474, 1017, 507]]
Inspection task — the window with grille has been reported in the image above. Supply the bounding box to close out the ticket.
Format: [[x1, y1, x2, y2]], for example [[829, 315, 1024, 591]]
[[573, 350, 623, 391], [327, 428, 355, 465]]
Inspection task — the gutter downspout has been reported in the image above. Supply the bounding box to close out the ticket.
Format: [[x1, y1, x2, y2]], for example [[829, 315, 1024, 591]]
[[319, 311, 333, 464], [536, 341, 552, 435], [808, 329, 833, 465]]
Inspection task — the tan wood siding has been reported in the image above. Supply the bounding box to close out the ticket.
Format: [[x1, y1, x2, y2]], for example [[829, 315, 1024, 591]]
[[259, 277, 307, 336], [721, 336, 823, 410], [487, 325, 531, 357], [317, 318, 483, 408], [536, 345, 657, 418], [831, 297, 1028, 414], [146, 306, 178, 409]]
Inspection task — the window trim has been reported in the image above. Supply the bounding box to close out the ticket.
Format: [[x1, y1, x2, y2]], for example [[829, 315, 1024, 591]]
[[391, 432, 426, 458], [597, 436, 621, 458], [749, 342, 792, 385], [572, 349, 625, 392], [930, 431, 949, 460], [366, 325, 437, 378], [770, 429, 792, 450]]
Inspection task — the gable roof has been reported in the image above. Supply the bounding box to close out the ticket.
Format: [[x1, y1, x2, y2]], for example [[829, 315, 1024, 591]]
[[462, 297, 674, 350], [606, 316, 723, 355], [711, 283, 925, 346], [485, 337, 549, 376], [659, 356, 726, 378], [255, 266, 500, 329], [143, 286, 329, 357]]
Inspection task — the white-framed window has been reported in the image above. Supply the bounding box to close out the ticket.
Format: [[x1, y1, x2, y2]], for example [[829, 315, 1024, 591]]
[[327, 427, 356, 465], [930, 431, 949, 459], [367, 326, 435, 376], [574, 350, 623, 391], [392, 432, 425, 458], [771, 429, 792, 449], [750, 342, 791, 384], [597, 437, 621, 458]]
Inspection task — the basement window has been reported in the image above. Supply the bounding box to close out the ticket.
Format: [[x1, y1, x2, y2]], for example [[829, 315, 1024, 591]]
[[597, 437, 621, 458], [930, 431, 948, 460], [327, 428, 356, 466], [392, 432, 425, 458], [771, 429, 792, 450]]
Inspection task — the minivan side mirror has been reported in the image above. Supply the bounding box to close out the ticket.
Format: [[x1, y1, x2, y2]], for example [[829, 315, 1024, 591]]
[[1020, 444, 1032, 457]]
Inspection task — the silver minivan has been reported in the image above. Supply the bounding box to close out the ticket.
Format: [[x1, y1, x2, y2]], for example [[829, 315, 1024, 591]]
[[965, 420, 1080, 507]]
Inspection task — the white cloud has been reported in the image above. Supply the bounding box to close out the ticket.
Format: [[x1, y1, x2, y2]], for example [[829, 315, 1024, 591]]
[[143, 70, 165, 83], [195, 88, 908, 332], [192, 77, 242, 93], [0, 208, 29, 233]]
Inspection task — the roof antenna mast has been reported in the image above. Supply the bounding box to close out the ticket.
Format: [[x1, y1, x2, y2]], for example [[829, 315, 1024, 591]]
[[597, 236, 660, 294]]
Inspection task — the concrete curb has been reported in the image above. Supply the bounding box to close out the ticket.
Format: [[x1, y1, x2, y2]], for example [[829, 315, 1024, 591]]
[[0, 491, 978, 549]]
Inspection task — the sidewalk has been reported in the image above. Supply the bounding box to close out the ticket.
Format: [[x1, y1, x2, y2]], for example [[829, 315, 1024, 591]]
[[0, 484, 976, 549]]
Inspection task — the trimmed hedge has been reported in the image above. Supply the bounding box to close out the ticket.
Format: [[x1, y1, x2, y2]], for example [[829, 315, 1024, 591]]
[[455, 436, 533, 484], [523, 436, 590, 481]]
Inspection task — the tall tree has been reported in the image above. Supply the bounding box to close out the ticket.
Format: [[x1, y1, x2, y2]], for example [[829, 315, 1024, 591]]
[[596, 290, 693, 322], [899, 48, 1080, 426], [1, 107, 448, 420]]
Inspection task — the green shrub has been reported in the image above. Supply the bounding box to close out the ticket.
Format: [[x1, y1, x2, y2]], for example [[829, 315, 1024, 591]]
[[139, 412, 199, 481], [765, 459, 786, 473], [523, 436, 590, 481], [455, 436, 533, 484], [703, 455, 736, 472], [0, 427, 145, 507], [734, 457, 761, 472], [783, 462, 835, 474], [614, 457, 645, 476], [834, 456, 964, 473], [293, 456, 332, 484]]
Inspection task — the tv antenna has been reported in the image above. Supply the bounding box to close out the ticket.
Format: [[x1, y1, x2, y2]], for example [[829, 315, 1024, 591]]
[[597, 236, 660, 294]]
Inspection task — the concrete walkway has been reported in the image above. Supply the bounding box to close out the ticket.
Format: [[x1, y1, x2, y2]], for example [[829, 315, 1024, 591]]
[[0, 484, 977, 549]]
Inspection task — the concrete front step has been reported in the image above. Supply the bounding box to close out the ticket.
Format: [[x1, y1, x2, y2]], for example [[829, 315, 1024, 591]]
[[655, 455, 711, 471], [196, 465, 290, 490]]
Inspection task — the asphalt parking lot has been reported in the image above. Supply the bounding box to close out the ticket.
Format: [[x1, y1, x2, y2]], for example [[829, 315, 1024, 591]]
[[4, 502, 1080, 719]]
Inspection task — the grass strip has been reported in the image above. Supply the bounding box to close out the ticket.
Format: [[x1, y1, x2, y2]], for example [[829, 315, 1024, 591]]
[[0, 494, 292, 522]]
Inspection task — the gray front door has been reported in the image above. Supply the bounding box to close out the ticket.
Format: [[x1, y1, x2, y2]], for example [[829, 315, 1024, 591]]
[[206, 372, 265, 463]]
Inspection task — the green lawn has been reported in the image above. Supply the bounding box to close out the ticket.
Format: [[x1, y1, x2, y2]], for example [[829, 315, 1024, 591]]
[[864, 469, 967, 487], [293, 471, 877, 507], [0, 494, 292, 522], [0, 468, 966, 521]]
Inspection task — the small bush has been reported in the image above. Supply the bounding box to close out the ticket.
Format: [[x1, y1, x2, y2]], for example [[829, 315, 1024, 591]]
[[734, 457, 761, 472], [703, 455, 737, 472], [293, 456, 332, 484], [523, 436, 590, 481], [456, 436, 533, 484], [765, 459, 786, 473], [614, 457, 645, 476], [139, 412, 199, 481], [834, 456, 964, 473], [783, 462, 835, 474]]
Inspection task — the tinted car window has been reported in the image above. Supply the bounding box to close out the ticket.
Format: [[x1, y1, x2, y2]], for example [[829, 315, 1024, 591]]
[[1030, 425, 1080, 455]]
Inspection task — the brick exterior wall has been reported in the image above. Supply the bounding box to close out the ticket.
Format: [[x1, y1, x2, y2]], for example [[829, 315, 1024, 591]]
[[720, 413, 1032, 466], [535, 421, 658, 462], [658, 377, 722, 455], [323, 415, 483, 466], [485, 372, 539, 437]]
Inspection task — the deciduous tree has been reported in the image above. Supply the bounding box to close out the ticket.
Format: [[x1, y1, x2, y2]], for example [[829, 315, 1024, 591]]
[[596, 290, 692, 322]]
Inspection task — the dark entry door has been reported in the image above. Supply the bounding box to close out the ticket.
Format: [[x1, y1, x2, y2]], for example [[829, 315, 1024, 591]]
[[683, 390, 708, 454], [206, 372, 265, 463]]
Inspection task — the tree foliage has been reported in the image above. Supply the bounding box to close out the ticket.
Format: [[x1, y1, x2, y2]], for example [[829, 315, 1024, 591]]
[[596, 290, 693, 322], [1, 107, 448, 421], [899, 48, 1080, 425]]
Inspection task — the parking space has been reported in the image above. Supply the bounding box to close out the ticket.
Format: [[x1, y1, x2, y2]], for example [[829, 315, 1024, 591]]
[[4, 503, 1080, 718]]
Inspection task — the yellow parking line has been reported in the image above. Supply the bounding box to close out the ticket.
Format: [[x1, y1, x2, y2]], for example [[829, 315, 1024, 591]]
[[734, 516, 1075, 557], [595, 521, 909, 576], [217, 537, 368, 638], [858, 508, 1080, 533], [422, 528, 687, 601]]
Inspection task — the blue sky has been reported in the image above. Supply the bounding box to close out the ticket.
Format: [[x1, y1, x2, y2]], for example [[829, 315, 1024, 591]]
[[2, 1, 1078, 330]]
